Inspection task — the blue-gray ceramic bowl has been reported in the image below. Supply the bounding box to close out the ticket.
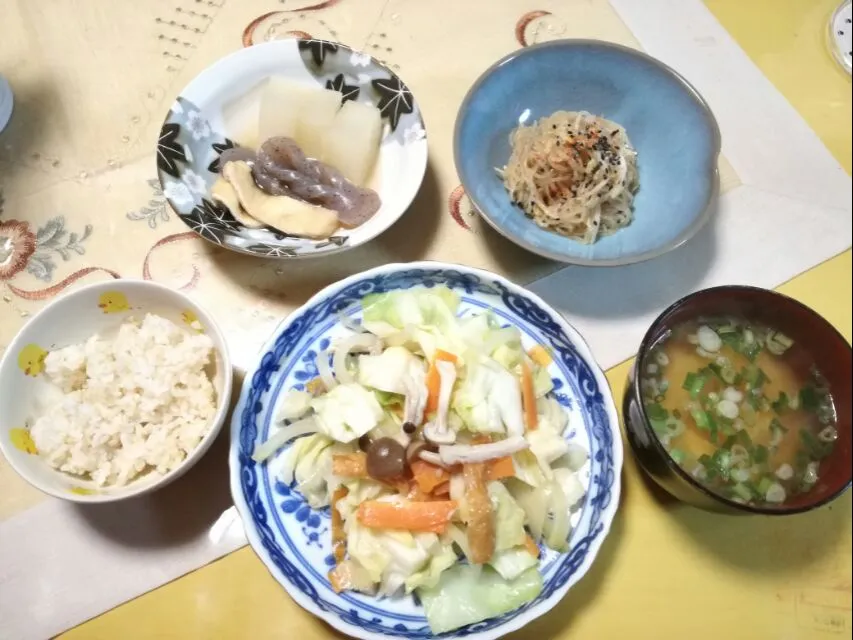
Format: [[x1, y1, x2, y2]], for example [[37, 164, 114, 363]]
[[454, 40, 721, 266]]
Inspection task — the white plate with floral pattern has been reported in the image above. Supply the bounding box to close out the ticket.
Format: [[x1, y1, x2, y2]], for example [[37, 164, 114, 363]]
[[156, 39, 428, 259]]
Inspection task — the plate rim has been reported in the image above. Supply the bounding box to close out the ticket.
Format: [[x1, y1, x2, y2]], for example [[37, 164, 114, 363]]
[[156, 38, 429, 260], [228, 260, 623, 639], [453, 38, 722, 267]]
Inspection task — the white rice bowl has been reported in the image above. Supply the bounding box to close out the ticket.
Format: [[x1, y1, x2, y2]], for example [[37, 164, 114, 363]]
[[0, 280, 232, 503], [31, 314, 217, 487]]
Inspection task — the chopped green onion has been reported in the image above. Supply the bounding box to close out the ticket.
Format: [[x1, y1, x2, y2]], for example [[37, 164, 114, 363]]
[[740, 402, 758, 426], [752, 445, 769, 464], [746, 391, 764, 411], [743, 365, 768, 389], [720, 332, 742, 350], [707, 411, 719, 442], [757, 476, 774, 495], [771, 392, 790, 414], [690, 407, 711, 431], [799, 386, 821, 412], [682, 371, 709, 399], [707, 362, 723, 380], [765, 482, 786, 503], [741, 340, 762, 362], [710, 449, 732, 480], [670, 449, 686, 465], [765, 331, 794, 356], [698, 454, 717, 481], [731, 483, 753, 501], [800, 429, 832, 459], [769, 418, 788, 435], [645, 403, 669, 422]]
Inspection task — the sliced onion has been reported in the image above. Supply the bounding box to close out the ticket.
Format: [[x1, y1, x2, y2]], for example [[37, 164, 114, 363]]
[[332, 333, 383, 384], [317, 349, 336, 389], [543, 481, 570, 552], [252, 417, 319, 463], [438, 436, 528, 465], [337, 311, 366, 333], [384, 325, 416, 348]]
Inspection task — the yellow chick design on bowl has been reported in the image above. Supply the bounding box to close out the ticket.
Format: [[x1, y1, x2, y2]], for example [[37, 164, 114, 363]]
[[17, 343, 48, 376], [98, 291, 130, 314]]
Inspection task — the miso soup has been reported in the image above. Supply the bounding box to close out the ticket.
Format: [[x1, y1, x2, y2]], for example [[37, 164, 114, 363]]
[[640, 317, 838, 507]]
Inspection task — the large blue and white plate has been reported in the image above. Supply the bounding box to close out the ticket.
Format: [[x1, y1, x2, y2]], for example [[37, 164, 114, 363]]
[[229, 262, 622, 639]]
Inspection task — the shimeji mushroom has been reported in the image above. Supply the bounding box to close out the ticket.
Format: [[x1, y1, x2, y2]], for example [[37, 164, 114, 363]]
[[437, 436, 529, 466], [423, 360, 458, 445]]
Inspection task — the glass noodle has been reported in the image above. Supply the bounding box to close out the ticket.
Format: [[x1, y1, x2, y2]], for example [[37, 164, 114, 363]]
[[497, 110, 639, 244]]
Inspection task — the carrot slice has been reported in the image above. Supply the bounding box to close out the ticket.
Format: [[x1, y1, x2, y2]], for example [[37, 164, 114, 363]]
[[432, 481, 450, 497], [356, 499, 457, 534], [520, 359, 538, 431], [332, 453, 368, 478], [331, 486, 349, 564], [434, 349, 458, 363], [463, 462, 495, 564], [406, 481, 433, 502], [425, 350, 458, 416], [410, 459, 451, 493], [486, 456, 515, 481], [524, 534, 540, 558], [528, 345, 552, 367]]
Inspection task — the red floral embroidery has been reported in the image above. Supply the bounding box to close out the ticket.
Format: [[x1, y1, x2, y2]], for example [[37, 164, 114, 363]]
[[0, 220, 37, 280]]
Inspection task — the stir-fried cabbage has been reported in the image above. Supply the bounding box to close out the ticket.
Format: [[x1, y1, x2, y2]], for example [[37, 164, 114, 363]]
[[357, 346, 424, 395], [310, 383, 384, 443], [527, 425, 570, 470], [280, 434, 336, 508], [404, 544, 458, 592], [488, 547, 539, 581], [275, 389, 313, 422], [453, 357, 524, 436], [536, 396, 568, 433], [417, 564, 543, 634], [488, 481, 527, 551], [335, 479, 391, 521], [362, 287, 460, 338], [346, 519, 455, 596]]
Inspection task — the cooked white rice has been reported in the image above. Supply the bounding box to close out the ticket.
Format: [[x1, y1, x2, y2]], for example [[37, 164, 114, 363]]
[[30, 313, 217, 487]]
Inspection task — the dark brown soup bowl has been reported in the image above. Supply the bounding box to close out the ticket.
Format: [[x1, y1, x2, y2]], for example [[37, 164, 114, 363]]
[[623, 285, 852, 514]]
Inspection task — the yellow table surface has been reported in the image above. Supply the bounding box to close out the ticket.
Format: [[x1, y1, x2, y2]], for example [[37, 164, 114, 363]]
[[34, 0, 851, 637]]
